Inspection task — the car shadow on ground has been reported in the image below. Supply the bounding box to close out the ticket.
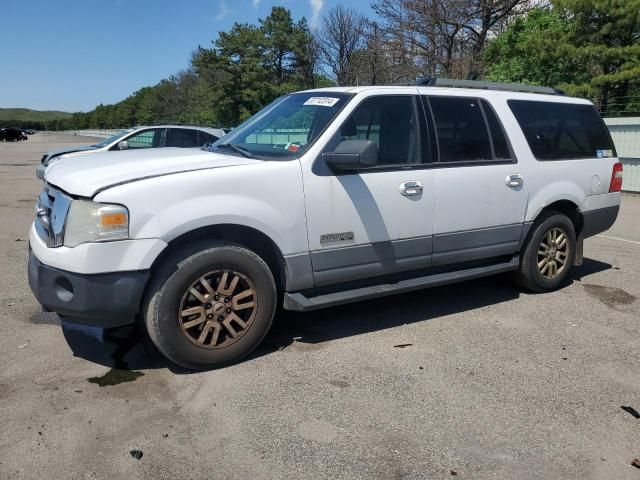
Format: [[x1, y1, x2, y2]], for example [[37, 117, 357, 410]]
[[60, 257, 612, 373]]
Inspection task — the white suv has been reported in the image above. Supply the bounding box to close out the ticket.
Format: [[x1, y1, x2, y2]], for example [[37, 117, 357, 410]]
[[28, 79, 622, 369]]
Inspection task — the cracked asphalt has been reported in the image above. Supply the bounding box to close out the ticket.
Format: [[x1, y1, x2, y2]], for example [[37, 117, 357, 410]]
[[1, 134, 639, 479]]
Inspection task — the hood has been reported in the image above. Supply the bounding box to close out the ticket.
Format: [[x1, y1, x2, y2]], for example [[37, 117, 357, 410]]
[[45, 147, 260, 197], [45, 145, 99, 161]]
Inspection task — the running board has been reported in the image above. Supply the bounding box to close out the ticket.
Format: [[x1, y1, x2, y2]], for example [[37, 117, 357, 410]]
[[283, 256, 519, 312]]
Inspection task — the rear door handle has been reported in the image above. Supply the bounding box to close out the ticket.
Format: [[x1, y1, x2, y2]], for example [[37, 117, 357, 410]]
[[400, 181, 424, 196], [505, 174, 524, 188]]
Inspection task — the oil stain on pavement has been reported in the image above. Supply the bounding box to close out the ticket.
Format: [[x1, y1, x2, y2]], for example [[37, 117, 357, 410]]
[[582, 283, 636, 309], [88, 368, 144, 387]]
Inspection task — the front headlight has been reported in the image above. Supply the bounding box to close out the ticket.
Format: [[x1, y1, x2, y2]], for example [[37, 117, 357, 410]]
[[64, 200, 129, 247]]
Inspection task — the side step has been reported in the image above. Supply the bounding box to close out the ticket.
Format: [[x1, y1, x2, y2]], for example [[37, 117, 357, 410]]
[[283, 256, 519, 312]]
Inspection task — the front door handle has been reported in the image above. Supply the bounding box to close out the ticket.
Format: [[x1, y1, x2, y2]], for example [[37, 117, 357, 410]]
[[505, 174, 524, 188], [400, 181, 424, 196]]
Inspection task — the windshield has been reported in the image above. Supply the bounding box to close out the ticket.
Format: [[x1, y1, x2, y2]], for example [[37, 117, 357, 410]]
[[92, 129, 131, 147], [205, 92, 352, 159]]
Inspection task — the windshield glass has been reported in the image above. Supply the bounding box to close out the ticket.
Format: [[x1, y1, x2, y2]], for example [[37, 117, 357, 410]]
[[205, 92, 352, 159], [92, 130, 131, 147]]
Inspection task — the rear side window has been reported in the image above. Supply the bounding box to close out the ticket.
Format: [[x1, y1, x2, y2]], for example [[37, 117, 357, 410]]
[[428, 97, 493, 163], [508, 100, 616, 161]]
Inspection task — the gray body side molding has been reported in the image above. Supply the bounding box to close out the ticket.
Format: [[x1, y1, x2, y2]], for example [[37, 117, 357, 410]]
[[284, 223, 528, 292]]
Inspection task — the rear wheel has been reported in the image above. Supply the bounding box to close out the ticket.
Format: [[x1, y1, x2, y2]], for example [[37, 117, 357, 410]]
[[515, 212, 576, 292], [144, 242, 277, 370]]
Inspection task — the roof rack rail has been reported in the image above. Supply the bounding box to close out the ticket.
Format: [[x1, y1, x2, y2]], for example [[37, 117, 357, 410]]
[[406, 76, 563, 95]]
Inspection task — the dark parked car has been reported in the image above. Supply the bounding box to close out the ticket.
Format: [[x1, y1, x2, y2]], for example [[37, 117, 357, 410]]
[[0, 127, 27, 142]]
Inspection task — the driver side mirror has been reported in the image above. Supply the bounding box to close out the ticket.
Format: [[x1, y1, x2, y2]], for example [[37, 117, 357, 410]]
[[322, 140, 378, 172], [117, 140, 128, 150]]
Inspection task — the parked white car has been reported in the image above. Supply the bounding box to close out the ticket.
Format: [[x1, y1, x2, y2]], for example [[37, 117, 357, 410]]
[[36, 125, 226, 179], [28, 79, 622, 369]]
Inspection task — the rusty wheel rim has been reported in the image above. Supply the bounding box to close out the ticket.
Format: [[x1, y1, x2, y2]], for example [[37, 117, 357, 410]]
[[537, 227, 569, 280], [178, 270, 257, 349]]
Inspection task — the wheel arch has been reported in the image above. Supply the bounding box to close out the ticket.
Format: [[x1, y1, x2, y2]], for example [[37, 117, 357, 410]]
[[149, 224, 287, 292], [532, 199, 584, 237]]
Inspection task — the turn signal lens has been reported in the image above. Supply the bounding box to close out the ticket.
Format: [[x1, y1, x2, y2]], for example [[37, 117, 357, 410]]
[[609, 162, 623, 192], [100, 213, 128, 226]]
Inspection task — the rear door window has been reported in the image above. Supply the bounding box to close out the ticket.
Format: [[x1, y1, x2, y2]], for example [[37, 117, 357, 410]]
[[508, 100, 616, 160], [166, 128, 200, 148], [428, 97, 493, 163], [480, 99, 512, 160]]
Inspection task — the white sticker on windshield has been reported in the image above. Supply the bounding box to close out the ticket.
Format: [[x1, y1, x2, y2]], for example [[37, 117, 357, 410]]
[[304, 97, 340, 107]]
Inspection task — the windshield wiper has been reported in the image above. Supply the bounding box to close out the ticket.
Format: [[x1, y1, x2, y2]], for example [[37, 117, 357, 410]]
[[216, 143, 254, 159]]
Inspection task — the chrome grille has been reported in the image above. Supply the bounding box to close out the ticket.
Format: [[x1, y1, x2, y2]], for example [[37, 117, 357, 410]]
[[34, 185, 72, 247]]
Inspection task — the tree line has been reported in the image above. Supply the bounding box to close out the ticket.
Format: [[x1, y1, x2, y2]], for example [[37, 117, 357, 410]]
[[46, 0, 639, 131]]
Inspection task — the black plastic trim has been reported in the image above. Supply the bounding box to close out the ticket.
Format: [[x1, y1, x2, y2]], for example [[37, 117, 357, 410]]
[[28, 250, 149, 328], [284, 256, 519, 311], [581, 205, 620, 238]]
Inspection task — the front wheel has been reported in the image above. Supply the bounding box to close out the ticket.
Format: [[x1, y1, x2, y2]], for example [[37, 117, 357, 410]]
[[144, 242, 277, 370], [515, 212, 576, 292]]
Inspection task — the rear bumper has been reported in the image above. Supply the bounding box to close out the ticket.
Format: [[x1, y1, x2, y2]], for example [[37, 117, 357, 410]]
[[28, 249, 149, 328], [582, 205, 620, 238]]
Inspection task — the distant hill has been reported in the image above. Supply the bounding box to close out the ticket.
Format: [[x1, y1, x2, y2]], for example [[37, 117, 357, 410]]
[[0, 108, 72, 123], [0, 108, 73, 129]]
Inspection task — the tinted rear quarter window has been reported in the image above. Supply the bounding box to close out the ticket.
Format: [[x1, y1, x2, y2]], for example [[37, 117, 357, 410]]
[[508, 100, 616, 161]]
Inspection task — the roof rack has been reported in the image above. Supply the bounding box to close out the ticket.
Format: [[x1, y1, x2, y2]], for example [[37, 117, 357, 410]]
[[402, 76, 563, 95]]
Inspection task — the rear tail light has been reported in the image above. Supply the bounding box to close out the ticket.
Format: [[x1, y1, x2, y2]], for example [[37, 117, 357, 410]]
[[609, 162, 623, 192]]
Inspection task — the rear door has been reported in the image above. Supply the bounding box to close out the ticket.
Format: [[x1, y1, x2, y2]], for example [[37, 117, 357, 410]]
[[426, 95, 528, 266]]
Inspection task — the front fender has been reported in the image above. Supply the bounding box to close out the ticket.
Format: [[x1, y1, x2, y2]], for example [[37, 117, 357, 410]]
[[94, 161, 309, 257]]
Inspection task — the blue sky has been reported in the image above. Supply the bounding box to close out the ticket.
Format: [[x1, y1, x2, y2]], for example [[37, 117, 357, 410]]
[[0, 0, 371, 112]]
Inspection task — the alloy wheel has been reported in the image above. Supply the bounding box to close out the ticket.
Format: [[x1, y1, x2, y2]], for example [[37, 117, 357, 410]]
[[178, 270, 257, 349], [537, 227, 569, 279]]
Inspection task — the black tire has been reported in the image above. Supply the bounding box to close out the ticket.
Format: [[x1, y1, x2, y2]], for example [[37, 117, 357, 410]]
[[515, 211, 576, 293], [144, 241, 277, 370]]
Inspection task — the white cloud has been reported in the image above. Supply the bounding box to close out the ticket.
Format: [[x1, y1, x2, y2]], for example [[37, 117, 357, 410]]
[[252, 0, 261, 7], [214, 1, 230, 21], [310, 0, 324, 26]]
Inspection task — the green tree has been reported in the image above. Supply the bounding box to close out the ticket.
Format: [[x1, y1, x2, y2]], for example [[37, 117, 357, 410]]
[[485, 2, 640, 114], [554, 0, 640, 114], [485, 8, 586, 87]]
